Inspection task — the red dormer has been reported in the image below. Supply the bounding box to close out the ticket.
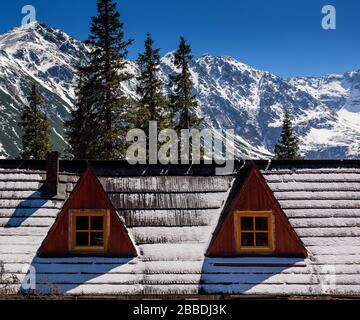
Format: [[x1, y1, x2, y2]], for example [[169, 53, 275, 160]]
[[38, 166, 137, 257], [207, 163, 307, 257]]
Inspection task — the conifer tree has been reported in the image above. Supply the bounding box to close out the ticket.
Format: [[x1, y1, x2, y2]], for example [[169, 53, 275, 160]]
[[20, 83, 52, 159], [69, 0, 133, 160], [274, 110, 303, 160], [135, 33, 172, 131], [169, 37, 202, 131], [65, 64, 97, 159]]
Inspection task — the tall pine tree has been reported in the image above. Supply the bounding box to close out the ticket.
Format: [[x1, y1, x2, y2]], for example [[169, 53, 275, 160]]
[[169, 37, 202, 131], [274, 110, 303, 160], [67, 0, 133, 160], [135, 33, 172, 131], [65, 62, 98, 159], [20, 83, 52, 159]]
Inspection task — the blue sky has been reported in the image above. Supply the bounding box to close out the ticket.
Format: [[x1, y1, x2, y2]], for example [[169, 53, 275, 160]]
[[0, 0, 359, 77]]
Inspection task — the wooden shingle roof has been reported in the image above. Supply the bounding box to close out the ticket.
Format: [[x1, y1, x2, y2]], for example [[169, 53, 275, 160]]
[[1, 160, 360, 298]]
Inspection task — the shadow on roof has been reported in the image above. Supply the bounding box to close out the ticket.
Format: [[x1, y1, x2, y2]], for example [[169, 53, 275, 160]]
[[199, 257, 306, 295], [19, 256, 138, 295], [4, 190, 49, 228]]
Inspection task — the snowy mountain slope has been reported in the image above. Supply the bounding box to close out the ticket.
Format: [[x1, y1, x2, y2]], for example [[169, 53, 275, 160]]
[[0, 22, 87, 157], [161, 53, 342, 158], [289, 71, 360, 157], [0, 21, 359, 159]]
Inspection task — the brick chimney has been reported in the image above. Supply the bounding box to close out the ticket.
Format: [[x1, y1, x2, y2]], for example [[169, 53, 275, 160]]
[[45, 151, 59, 196]]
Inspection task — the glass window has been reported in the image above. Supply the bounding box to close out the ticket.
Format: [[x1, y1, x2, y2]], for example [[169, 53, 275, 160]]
[[236, 212, 273, 252], [71, 211, 108, 252]]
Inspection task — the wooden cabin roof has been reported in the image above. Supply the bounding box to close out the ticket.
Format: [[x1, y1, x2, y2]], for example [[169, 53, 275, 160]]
[[1, 160, 360, 297]]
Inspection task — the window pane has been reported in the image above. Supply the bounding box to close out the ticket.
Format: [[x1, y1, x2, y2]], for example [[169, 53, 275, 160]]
[[76, 216, 89, 231], [241, 217, 254, 231], [241, 232, 254, 247], [90, 232, 104, 247], [256, 232, 269, 247], [255, 217, 268, 231], [76, 232, 88, 246], [91, 216, 103, 231]]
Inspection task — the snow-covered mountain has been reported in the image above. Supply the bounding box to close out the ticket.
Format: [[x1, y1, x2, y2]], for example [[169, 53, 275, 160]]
[[289, 71, 360, 158], [0, 21, 359, 159], [0, 22, 88, 157]]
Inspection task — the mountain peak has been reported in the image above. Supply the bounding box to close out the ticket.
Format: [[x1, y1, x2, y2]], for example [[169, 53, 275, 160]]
[[196, 54, 262, 76], [2, 20, 49, 38], [0, 21, 52, 49], [17, 20, 41, 29]]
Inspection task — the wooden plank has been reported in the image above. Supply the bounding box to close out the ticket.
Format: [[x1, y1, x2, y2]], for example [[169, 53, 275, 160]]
[[99, 176, 233, 193], [118, 209, 220, 227], [264, 172, 360, 183], [201, 283, 360, 296], [0, 217, 55, 228], [13, 282, 360, 296], [33, 257, 137, 264], [27, 263, 360, 275], [0, 208, 59, 218], [302, 237, 360, 246], [139, 244, 206, 261], [268, 181, 360, 192], [0, 236, 44, 245], [7, 273, 342, 286], [0, 199, 63, 209], [35, 283, 143, 295], [0, 244, 40, 254], [284, 209, 360, 218], [312, 255, 360, 265], [295, 227, 360, 237], [7, 261, 360, 276], [0, 253, 35, 264], [0, 191, 44, 200], [275, 191, 360, 201], [307, 245, 360, 255], [0, 227, 50, 236], [0, 173, 44, 181], [0, 181, 42, 191], [59, 175, 79, 183], [203, 263, 360, 275], [279, 199, 360, 209], [290, 217, 360, 228], [108, 192, 226, 210], [213, 261, 306, 268], [129, 227, 213, 244]]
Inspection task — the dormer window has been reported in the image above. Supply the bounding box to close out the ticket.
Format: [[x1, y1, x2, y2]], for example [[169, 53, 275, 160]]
[[206, 165, 307, 258], [70, 210, 109, 253], [38, 167, 137, 258], [235, 211, 274, 253]]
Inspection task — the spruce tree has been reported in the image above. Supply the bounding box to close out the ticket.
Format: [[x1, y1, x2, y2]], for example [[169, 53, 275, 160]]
[[72, 0, 133, 160], [274, 110, 303, 160], [135, 33, 172, 131], [20, 83, 52, 159], [169, 37, 202, 131], [65, 63, 98, 159]]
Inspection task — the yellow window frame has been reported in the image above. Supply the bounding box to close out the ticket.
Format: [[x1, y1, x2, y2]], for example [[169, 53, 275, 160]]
[[70, 210, 109, 253], [234, 211, 274, 253]]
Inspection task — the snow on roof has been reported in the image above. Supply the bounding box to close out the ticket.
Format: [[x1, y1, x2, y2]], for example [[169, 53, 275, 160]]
[[0, 162, 360, 297]]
